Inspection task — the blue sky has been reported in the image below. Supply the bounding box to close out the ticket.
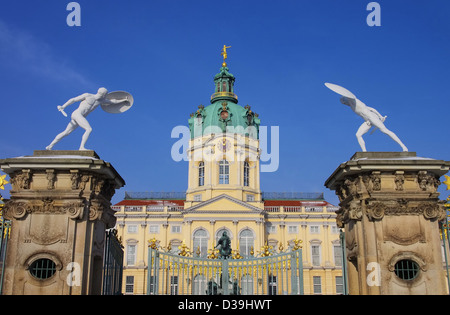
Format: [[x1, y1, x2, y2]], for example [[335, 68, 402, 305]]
[[1, 0, 450, 206]]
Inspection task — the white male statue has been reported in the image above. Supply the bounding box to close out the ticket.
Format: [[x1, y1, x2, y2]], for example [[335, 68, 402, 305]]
[[46, 87, 132, 151], [325, 83, 408, 152]]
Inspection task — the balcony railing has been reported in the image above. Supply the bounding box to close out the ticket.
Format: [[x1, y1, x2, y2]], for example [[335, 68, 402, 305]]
[[210, 91, 238, 101]]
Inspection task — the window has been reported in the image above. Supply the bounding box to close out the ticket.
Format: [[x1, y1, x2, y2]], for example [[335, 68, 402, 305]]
[[267, 225, 276, 234], [193, 275, 207, 295], [149, 225, 159, 234], [268, 274, 277, 295], [241, 275, 253, 295], [310, 225, 320, 234], [219, 160, 229, 184], [244, 161, 250, 186], [331, 224, 339, 234], [127, 225, 138, 234], [334, 245, 343, 266], [311, 245, 321, 266], [193, 229, 208, 258], [125, 276, 134, 294], [246, 194, 254, 202], [127, 245, 136, 266], [171, 276, 178, 295], [394, 259, 420, 281], [313, 276, 322, 294], [194, 194, 202, 201], [171, 226, 181, 233], [198, 162, 205, 186], [29, 258, 56, 280], [335, 276, 344, 295], [148, 275, 155, 295], [239, 229, 254, 257], [288, 225, 298, 234]]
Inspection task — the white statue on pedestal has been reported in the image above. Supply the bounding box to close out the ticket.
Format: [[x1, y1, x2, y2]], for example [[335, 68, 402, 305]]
[[325, 83, 408, 152], [46, 87, 133, 151]]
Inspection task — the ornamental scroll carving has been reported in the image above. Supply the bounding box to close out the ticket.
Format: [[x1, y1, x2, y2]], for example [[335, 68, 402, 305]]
[[336, 199, 445, 227], [3, 199, 85, 220], [89, 199, 116, 228], [366, 202, 385, 221], [365, 200, 445, 221]]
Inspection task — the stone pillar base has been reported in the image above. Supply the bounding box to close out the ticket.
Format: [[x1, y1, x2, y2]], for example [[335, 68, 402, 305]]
[[0, 150, 125, 295], [325, 152, 449, 295]]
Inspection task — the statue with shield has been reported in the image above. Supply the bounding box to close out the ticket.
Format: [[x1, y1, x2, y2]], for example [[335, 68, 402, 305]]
[[46, 87, 134, 151]]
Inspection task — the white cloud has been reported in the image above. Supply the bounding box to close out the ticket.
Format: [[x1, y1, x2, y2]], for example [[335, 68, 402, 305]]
[[0, 19, 95, 88]]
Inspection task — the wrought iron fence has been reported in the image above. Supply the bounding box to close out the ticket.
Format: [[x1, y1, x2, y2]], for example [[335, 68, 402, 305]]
[[147, 247, 303, 295], [102, 229, 124, 295], [0, 218, 11, 295]]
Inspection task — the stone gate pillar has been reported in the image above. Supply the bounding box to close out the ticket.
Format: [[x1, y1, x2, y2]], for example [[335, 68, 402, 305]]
[[0, 150, 125, 295], [325, 152, 449, 295]]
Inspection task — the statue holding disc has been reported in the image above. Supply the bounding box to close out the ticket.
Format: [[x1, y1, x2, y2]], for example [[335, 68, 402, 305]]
[[46, 87, 133, 151], [325, 83, 408, 152]]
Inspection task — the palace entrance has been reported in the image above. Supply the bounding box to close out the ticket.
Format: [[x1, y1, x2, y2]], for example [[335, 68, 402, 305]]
[[147, 247, 303, 295]]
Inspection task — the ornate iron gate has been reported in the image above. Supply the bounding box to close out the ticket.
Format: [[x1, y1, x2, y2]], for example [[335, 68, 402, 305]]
[[102, 229, 124, 295], [0, 218, 10, 295], [147, 248, 303, 295]]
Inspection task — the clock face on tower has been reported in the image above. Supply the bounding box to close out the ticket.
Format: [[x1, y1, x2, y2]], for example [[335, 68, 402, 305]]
[[218, 138, 231, 152]]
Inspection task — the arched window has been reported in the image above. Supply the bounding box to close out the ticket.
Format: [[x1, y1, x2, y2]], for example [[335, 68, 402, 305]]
[[219, 160, 229, 184], [198, 162, 205, 186], [193, 229, 208, 258], [239, 229, 254, 257], [243, 161, 250, 187]]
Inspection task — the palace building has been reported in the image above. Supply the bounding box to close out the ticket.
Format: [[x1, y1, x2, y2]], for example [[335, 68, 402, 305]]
[[113, 50, 343, 295]]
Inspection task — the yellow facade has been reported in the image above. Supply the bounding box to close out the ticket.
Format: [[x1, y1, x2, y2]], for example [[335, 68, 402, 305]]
[[113, 57, 343, 295], [114, 199, 343, 295]]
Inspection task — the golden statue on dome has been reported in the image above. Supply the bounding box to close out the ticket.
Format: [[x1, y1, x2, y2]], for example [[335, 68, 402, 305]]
[[221, 45, 231, 67]]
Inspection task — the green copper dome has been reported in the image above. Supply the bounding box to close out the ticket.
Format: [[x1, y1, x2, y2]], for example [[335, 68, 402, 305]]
[[188, 65, 260, 139]]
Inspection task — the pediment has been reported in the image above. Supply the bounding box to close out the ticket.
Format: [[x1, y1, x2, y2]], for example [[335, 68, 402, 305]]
[[184, 194, 263, 213]]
